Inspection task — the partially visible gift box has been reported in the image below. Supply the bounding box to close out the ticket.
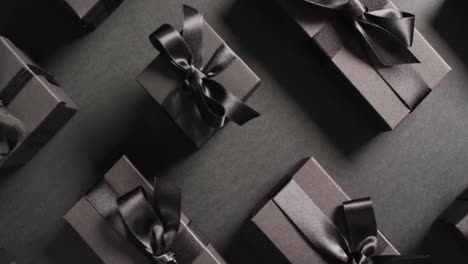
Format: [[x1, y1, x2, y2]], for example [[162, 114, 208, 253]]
[[246, 158, 429, 263], [439, 188, 468, 246], [0, 245, 15, 264], [65, 156, 226, 264], [0, 36, 77, 169], [274, 0, 451, 130], [137, 5, 261, 148], [61, 0, 124, 30], [0, 0, 123, 59]]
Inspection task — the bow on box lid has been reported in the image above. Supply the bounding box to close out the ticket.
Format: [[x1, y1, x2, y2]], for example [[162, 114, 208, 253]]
[[149, 5, 260, 128], [303, 0, 418, 66], [273, 180, 430, 264]]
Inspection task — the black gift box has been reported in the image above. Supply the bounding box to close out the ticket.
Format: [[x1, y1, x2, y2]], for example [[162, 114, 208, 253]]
[[65, 156, 226, 264], [137, 19, 261, 148], [0, 37, 77, 168], [439, 188, 468, 245], [274, 0, 451, 129], [247, 158, 400, 263], [0, 0, 123, 58]]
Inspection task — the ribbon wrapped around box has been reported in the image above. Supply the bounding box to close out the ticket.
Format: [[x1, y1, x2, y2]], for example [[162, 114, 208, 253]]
[[0, 36, 77, 169], [439, 188, 468, 245], [137, 5, 261, 148], [65, 156, 226, 264], [62, 0, 124, 29], [0, 245, 15, 264], [248, 158, 430, 263], [275, 0, 451, 129]]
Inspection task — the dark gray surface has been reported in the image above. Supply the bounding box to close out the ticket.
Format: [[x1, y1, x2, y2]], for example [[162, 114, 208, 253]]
[[0, 0, 467, 263]]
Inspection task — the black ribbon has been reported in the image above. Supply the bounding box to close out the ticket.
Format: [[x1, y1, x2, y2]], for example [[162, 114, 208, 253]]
[[302, 0, 431, 110], [0, 64, 56, 161], [149, 5, 260, 128], [86, 179, 206, 264], [273, 180, 430, 264], [117, 181, 182, 264]]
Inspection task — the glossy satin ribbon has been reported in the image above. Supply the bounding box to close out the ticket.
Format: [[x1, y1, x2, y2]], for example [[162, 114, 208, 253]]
[[149, 5, 260, 128], [117, 181, 182, 263], [0, 64, 55, 160], [86, 179, 205, 264], [302, 0, 431, 110], [273, 180, 430, 264]]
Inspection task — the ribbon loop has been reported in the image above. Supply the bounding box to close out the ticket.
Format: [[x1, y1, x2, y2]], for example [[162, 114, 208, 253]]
[[149, 5, 259, 128], [117, 181, 182, 263], [272, 179, 430, 264]]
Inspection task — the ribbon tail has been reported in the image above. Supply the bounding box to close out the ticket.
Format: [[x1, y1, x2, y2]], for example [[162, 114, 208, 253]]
[[203, 79, 260, 126], [354, 19, 419, 66]]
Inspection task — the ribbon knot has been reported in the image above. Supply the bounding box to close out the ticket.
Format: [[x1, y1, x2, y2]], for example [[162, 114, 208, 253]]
[[149, 5, 260, 128], [117, 181, 182, 264], [342, 0, 366, 20]]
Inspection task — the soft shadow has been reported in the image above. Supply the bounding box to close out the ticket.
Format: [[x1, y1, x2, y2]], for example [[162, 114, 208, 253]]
[[113, 94, 196, 178], [223, 0, 382, 156], [432, 0, 468, 67], [46, 224, 101, 264], [413, 222, 468, 264], [0, 0, 91, 61]]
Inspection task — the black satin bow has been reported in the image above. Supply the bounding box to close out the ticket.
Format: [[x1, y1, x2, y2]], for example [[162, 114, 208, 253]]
[[273, 180, 429, 264], [0, 102, 26, 160], [149, 5, 260, 128], [117, 180, 182, 264], [303, 0, 418, 66]]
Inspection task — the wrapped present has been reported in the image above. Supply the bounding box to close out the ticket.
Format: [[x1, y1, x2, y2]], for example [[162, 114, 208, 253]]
[[248, 158, 430, 263], [274, 0, 451, 129], [439, 188, 468, 246], [0, 37, 77, 168], [137, 5, 261, 148], [65, 156, 226, 264]]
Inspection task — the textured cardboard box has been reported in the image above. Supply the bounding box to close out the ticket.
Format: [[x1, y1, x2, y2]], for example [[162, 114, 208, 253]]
[[275, 0, 451, 129], [0, 37, 77, 168], [249, 158, 399, 263], [65, 156, 226, 264], [137, 21, 261, 148]]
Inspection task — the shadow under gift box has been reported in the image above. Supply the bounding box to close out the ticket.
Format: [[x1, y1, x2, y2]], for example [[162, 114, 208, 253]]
[[0, 245, 15, 264], [0, 0, 123, 59], [439, 188, 468, 247], [137, 21, 261, 148], [0, 37, 77, 169], [246, 158, 399, 263], [64, 156, 226, 264], [275, 0, 451, 130]]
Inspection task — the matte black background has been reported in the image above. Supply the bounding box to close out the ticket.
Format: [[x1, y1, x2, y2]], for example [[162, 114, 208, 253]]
[[0, 0, 467, 263]]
